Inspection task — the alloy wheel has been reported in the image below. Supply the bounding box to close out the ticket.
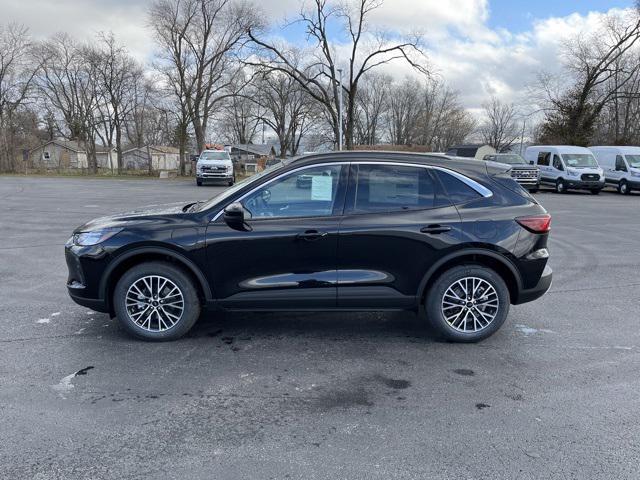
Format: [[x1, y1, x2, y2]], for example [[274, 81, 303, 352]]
[[125, 275, 184, 332], [441, 277, 499, 333]]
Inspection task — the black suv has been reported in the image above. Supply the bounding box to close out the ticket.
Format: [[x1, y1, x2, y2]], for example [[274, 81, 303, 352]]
[[65, 152, 552, 342]]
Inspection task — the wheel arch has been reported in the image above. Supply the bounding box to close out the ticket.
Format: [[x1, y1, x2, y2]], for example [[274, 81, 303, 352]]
[[417, 249, 522, 304], [100, 247, 213, 315]]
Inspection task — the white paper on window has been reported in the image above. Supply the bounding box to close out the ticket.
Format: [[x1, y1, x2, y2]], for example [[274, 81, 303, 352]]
[[311, 175, 333, 201]]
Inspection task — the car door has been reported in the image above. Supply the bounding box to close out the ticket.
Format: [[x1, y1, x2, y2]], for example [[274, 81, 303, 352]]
[[551, 154, 564, 180], [205, 163, 347, 309], [537, 151, 553, 183], [336, 162, 463, 309], [614, 155, 627, 182]]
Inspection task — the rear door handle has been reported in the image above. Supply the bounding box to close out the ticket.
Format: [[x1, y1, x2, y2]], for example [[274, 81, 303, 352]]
[[420, 224, 452, 234], [296, 229, 328, 241]]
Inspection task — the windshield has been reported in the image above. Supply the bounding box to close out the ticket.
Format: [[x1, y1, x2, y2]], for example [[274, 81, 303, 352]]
[[199, 151, 230, 161], [494, 154, 526, 165], [562, 153, 598, 167], [625, 155, 640, 168], [195, 159, 287, 212]]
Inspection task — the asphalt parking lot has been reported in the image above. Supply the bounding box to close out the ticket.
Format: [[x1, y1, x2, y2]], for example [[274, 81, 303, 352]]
[[1, 176, 639, 479]]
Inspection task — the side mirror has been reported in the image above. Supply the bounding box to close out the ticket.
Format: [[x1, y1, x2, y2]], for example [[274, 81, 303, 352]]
[[223, 202, 250, 231]]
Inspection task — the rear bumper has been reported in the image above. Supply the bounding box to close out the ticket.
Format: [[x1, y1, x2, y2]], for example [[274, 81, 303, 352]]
[[514, 265, 552, 304]]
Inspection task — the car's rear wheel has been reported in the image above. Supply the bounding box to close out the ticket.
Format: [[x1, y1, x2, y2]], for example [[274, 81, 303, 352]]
[[114, 262, 201, 341], [424, 265, 510, 343]]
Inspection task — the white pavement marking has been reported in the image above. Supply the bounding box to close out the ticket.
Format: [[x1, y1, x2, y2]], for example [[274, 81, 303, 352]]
[[36, 318, 50, 324]]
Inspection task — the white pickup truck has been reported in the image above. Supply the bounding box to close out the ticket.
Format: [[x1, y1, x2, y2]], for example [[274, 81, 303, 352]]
[[196, 150, 235, 186]]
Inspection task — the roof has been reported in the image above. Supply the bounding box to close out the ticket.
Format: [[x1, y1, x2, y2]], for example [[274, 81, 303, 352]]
[[449, 144, 492, 149], [31, 139, 85, 153], [230, 144, 275, 156], [123, 145, 180, 154], [290, 150, 489, 176], [526, 145, 592, 154]]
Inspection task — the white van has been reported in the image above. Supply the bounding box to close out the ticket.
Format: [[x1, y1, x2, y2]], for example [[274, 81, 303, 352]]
[[524, 146, 605, 194], [589, 146, 640, 195]]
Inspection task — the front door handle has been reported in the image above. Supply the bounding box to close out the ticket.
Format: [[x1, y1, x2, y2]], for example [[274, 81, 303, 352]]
[[420, 224, 452, 234], [296, 229, 328, 241]]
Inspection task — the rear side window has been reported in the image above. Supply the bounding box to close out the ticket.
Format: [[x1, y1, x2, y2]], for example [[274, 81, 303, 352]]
[[434, 170, 482, 204], [352, 164, 437, 213]]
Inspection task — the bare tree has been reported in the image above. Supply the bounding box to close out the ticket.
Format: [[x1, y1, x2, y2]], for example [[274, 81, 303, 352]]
[[539, 9, 640, 145], [253, 70, 315, 157], [353, 72, 390, 145], [0, 23, 37, 172], [34, 34, 102, 172], [149, 0, 261, 153], [480, 96, 519, 151], [386, 77, 422, 145], [92, 32, 141, 173], [248, 0, 427, 150]]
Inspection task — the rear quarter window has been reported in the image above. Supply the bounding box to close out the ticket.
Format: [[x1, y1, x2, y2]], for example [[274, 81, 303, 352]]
[[434, 170, 482, 204]]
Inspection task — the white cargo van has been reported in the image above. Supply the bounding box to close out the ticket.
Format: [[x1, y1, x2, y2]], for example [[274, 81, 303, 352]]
[[524, 146, 604, 194], [589, 146, 640, 195]]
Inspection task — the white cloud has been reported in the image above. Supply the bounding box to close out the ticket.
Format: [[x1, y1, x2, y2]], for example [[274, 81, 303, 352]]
[[0, 0, 631, 113]]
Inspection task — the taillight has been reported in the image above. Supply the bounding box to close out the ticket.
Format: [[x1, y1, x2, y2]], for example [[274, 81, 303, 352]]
[[516, 214, 551, 233]]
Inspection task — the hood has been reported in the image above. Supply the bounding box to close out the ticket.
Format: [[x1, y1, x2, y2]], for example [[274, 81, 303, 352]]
[[197, 158, 232, 167], [74, 202, 191, 233]]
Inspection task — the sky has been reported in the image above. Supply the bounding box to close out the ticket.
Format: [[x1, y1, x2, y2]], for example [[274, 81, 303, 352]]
[[0, 0, 635, 113]]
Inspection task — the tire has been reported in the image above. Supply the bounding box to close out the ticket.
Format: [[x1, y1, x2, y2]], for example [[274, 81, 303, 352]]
[[590, 188, 601, 195], [424, 265, 510, 343], [196, 179, 202, 186], [529, 188, 538, 194], [113, 261, 201, 341], [555, 179, 566, 194], [619, 180, 630, 195], [228, 176, 235, 186]]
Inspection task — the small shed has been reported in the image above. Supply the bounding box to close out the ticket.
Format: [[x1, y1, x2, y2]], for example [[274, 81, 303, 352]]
[[227, 144, 276, 173], [446, 144, 496, 160], [29, 139, 88, 170], [122, 146, 180, 171]]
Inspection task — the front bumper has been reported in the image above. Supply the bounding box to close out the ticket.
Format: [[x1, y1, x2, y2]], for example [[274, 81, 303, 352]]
[[65, 244, 109, 312], [197, 172, 233, 181], [514, 265, 552, 304], [565, 179, 605, 190]]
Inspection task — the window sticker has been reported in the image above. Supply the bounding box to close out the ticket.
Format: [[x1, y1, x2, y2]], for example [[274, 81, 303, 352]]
[[311, 175, 333, 201]]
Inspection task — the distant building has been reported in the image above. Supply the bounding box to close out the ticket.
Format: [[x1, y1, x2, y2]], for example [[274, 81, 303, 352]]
[[29, 139, 89, 170], [227, 144, 276, 173], [122, 145, 181, 171], [446, 144, 496, 160]]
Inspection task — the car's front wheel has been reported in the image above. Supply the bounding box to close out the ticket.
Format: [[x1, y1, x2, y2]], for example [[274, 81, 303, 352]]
[[424, 265, 510, 343], [113, 262, 201, 341], [555, 179, 566, 193], [619, 180, 630, 195]]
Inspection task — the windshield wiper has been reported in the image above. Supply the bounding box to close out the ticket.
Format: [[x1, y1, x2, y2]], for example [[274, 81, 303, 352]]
[[182, 201, 203, 213]]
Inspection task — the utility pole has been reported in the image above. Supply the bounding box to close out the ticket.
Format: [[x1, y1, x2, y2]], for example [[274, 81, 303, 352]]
[[519, 119, 526, 155], [337, 68, 343, 151]]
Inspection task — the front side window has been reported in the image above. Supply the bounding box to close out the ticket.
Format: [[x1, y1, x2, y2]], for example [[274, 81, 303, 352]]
[[617, 155, 629, 171], [562, 153, 597, 167], [242, 165, 343, 219], [352, 164, 437, 213], [552, 155, 564, 170]]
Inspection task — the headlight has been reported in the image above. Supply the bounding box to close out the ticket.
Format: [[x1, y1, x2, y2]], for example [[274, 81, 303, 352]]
[[73, 228, 122, 246], [227, 165, 233, 172], [567, 168, 579, 177], [196, 165, 202, 173], [630, 170, 640, 177]]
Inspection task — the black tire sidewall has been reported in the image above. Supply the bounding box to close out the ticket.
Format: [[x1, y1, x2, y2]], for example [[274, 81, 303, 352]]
[[620, 180, 629, 195], [556, 179, 565, 193], [114, 262, 201, 341], [424, 265, 510, 343]]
